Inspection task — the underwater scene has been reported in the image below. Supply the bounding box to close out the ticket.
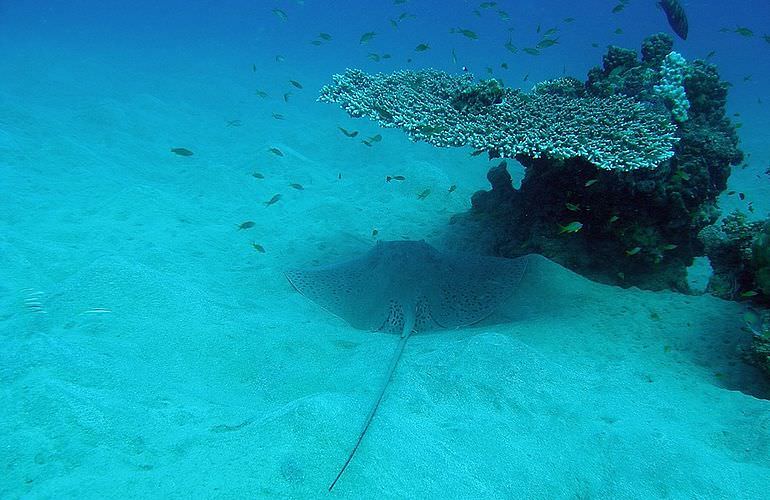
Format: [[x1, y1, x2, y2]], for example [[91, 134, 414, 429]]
[[2, 0, 770, 497]]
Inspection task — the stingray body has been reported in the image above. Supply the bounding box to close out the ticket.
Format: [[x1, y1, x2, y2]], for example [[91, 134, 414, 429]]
[[285, 240, 528, 490]]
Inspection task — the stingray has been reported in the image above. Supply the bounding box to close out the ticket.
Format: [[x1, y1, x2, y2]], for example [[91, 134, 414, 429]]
[[285, 240, 528, 490]]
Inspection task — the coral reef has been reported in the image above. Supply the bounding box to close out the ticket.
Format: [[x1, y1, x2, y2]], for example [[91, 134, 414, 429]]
[[700, 214, 770, 301], [466, 34, 742, 291], [319, 68, 677, 171], [320, 34, 742, 292], [699, 215, 770, 381], [654, 51, 690, 122]]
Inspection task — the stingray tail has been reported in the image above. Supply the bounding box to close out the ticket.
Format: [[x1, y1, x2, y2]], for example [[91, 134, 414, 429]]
[[328, 319, 415, 491]]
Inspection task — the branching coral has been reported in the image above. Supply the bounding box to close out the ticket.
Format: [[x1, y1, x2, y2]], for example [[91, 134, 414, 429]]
[[319, 68, 677, 171], [654, 51, 690, 122]]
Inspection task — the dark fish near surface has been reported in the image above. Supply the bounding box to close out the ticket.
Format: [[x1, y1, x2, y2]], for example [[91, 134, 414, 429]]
[[658, 0, 688, 40], [238, 221, 255, 230]]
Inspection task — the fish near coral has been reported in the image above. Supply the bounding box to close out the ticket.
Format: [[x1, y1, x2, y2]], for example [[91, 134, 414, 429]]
[[558, 221, 583, 234]]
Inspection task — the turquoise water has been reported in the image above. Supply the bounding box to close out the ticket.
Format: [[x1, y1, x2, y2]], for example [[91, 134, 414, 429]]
[[2, 1, 770, 497]]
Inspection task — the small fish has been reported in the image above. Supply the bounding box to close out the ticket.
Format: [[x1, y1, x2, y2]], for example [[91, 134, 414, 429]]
[[740, 290, 759, 298], [450, 28, 478, 40], [743, 308, 764, 335], [739, 192, 746, 200], [252, 63, 256, 72], [417, 188, 431, 200], [271, 113, 286, 120], [415, 43, 430, 52], [311, 40, 323, 46], [252, 172, 264, 179], [361, 140, 372, 147], [661, 244, 678, 251], [252, 243, 266, 253], [743, 75, 752, 82], [706, 50, 716, 59], [591, 42, 600, 48], [558, 221, 583, 234], [171, 147, 194, 156], [318, 33, 332, 41], [470, 149, 486, 156], [268, 147, 284, 157], [254, 89, 268, 98], [289, 79, 303, 89], [614, 28, 623, 35], [368, 134, 383, 143], [448, 184, 457, 193], [226, 119, 242, 127], [565, 202, 580, 212], [523, 47, 540, 56], [536, 38, 559, 49], [272, 9, 288, 21], [386, 175, 405, 182], [367, 53, 381, 62], [360, 32, 377, 44], [563, 17, 575, 23], [264, 194, 282, 206], [275, 55, 285, 63], [609, 215, 619, 223], [283, 92, 291, 102], [372, 229, 379, 238], [82, 308, 112, 315], [523, 73, 529, 81], [663, 345, 671, 353], [585, 179, 598, 187], [289, 183, 304, 190], [536, 24, 541, 34], [658, 0, 688, 40], [497, 10, 510, 21], [625, 247, 642, 256], [389, 19, 398, 29], [764, 34, 770, 44], [612, 4, 625, 14], [543, 28, 558, 37], [501, 63, 508, 70], [451, 48, 458, 65], [238, 221, 255, 230], [338, 126, 359, 138], [504, 38, 517, 53], [734, 27, 754, 37]]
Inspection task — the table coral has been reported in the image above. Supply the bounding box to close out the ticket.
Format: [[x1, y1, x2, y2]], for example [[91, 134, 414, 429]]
[[319, 69, 677, 171]]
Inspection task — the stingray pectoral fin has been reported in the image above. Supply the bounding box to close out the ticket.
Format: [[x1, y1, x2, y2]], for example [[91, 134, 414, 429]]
[[328, 314, 415, 491]]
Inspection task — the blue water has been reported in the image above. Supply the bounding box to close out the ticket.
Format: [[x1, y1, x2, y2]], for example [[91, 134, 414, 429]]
[[2, 1, 770, 498]]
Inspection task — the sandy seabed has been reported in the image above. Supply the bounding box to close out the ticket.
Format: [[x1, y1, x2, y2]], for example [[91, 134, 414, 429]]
[[1, 48, 769, 499]]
